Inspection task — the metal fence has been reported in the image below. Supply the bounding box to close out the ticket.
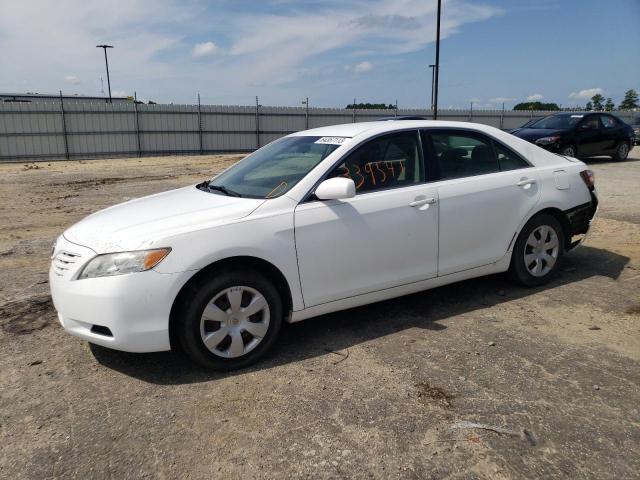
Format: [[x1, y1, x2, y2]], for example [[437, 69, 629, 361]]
[[0, 100, 636, 162]]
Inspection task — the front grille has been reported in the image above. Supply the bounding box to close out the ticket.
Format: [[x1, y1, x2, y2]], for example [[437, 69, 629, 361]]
[[52, 250, 81, 277]]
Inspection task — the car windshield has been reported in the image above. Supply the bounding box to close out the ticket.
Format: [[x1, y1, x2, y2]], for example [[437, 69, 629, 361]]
[[529, 114, 583, 130], [205, 136, 342, 199]]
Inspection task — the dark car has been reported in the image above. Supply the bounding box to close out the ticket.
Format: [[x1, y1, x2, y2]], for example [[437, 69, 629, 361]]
[[631, 115, 640, 145], [511, 112, 634, 161], [376, 115, 428, 121]]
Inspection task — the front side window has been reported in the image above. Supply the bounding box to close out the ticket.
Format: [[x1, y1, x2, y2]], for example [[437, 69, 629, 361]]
[[429, 132, 499, 179], [327, 131, 423, 194], [579, 116, 601, 130], [206, 136, 341, 198]]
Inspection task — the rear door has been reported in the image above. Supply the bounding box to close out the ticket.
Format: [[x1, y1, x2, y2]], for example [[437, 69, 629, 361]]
[[422, 129, 540, 276]]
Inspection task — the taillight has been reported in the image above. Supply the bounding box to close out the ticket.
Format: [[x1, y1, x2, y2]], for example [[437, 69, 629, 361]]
[[580, 169, 595, 190]]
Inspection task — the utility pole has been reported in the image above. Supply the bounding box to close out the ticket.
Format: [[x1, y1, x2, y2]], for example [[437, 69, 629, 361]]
[[433, 0, 442, 120], [255, 96, 261, 149], [352, 97, 356, 123], [428, 64, 436, 112], [302, 97, 309, 129], [96, 45, 114, 103]]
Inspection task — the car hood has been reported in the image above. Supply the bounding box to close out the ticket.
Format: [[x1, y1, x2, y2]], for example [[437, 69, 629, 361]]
[[512, 128, 565, 141], [64, 186, 265, 253]]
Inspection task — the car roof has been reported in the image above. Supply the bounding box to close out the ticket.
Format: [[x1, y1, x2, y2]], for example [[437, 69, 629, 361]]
[[290, 120, 505, 139]]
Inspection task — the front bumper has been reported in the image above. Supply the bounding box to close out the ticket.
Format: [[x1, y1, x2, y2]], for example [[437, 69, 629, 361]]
[[49, 236, 193, 352], [530, 140, 561, 153]]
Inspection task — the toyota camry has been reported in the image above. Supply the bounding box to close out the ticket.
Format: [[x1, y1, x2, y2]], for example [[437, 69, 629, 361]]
[[50, 120, 598, 370]]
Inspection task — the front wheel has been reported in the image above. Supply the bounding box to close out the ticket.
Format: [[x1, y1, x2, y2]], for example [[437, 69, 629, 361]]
[[509, 214, 564, 287], [177, 269, 283, 370], [612, 141, 629, 161], [559, 144, 576, 157]]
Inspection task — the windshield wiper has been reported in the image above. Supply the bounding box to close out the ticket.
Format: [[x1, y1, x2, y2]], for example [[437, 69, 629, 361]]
[[206, 183, 241, 197]]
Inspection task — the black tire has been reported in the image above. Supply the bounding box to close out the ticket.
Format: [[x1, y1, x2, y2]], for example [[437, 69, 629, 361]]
[[509, 213, 565, 287], [559, 144, 577, 157], [612, 141, 630, 161], [177, 269, 283, 371]]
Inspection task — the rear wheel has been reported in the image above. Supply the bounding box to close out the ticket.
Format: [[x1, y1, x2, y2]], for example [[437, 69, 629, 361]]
[[612, 141, 629, 161], [510, 214, 564, 287], [177, 269, 283, 370]]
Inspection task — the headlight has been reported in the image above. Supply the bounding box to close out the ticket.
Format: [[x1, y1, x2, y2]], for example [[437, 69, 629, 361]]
[[51, 237, 59, 259], [535, 135, 561, 145], [78, 248, 171, 279]]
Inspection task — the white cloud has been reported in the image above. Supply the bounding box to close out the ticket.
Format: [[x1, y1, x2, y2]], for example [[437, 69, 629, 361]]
[[489, 97, 514, 103], [192, 41, 219, 57], [111, 90, 129, 97], [526, 93, 544, 101], [345, 61, 373, 73], [64, 75, 80, 85], [569, 88, 603, 99], [0, 0, 502, 104]]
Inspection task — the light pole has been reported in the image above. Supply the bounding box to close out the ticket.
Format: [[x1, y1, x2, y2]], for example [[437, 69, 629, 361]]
[[96, 45, 113, 103], [433, 0, 442, 120], [428, 64, 436, 111]]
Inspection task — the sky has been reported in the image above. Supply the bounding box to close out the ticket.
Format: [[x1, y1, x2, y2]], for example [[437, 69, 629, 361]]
[[0, 0, 639, 109]]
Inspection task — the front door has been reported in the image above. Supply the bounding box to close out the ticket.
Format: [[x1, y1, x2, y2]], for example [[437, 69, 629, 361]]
[[294, 130, 439, 307]]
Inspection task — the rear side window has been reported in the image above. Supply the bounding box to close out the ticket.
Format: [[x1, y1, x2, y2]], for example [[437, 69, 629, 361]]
[[424, 130, 529, 180], [327, 131, 423, 194], [494, 142, 529, 171], [429, 132, 499, 179]]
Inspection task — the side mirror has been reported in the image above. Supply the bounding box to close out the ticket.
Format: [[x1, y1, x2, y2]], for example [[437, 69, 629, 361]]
[[315, 177, 356, 200]]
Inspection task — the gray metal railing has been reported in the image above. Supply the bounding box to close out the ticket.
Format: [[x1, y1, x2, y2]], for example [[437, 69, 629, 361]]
[[0, 101, 635, 162]]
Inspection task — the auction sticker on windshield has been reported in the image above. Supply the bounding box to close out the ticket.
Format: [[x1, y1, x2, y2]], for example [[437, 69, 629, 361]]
[[315, 137, 348, 145]]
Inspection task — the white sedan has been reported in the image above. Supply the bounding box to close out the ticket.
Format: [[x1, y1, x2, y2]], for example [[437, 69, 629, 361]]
[[50, 120, 598, 370]]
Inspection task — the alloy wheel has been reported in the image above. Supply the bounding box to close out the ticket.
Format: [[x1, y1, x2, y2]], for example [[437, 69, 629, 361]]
[[524, 225, 559, 277], [199, 286, 270, 358], [617, 142, 629, 160]]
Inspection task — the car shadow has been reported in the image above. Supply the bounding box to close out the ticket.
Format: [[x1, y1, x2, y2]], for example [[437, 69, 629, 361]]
[[90, 245, 629, 385]]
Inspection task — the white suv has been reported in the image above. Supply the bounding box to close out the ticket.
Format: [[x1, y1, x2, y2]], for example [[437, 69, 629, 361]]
[[50, 121, 597, 370]]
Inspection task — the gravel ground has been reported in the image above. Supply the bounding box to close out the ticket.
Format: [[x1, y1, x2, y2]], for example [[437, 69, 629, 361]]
[[1, 149, 639, 479]]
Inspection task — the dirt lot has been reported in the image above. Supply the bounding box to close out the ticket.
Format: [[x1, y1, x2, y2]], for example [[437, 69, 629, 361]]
[[1, 149, 639, 479]]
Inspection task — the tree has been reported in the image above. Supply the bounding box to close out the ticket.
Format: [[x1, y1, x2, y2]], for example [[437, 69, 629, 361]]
[[619, 89, 639, 110], [591, 94, 605, 111], [513, 101, 560, 111], [345, 102, 395, 110], [604, 98, 615, 111], [585, 101, 593, 111]]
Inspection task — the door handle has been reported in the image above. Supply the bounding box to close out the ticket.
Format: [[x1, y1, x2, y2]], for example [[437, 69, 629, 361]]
[[516, 178, 537, 187], [409, 197, 437, 207]]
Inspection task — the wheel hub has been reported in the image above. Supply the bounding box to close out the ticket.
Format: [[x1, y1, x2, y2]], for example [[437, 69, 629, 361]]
[[199, 285, 270, 358], [524, 225, 559, 277]]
